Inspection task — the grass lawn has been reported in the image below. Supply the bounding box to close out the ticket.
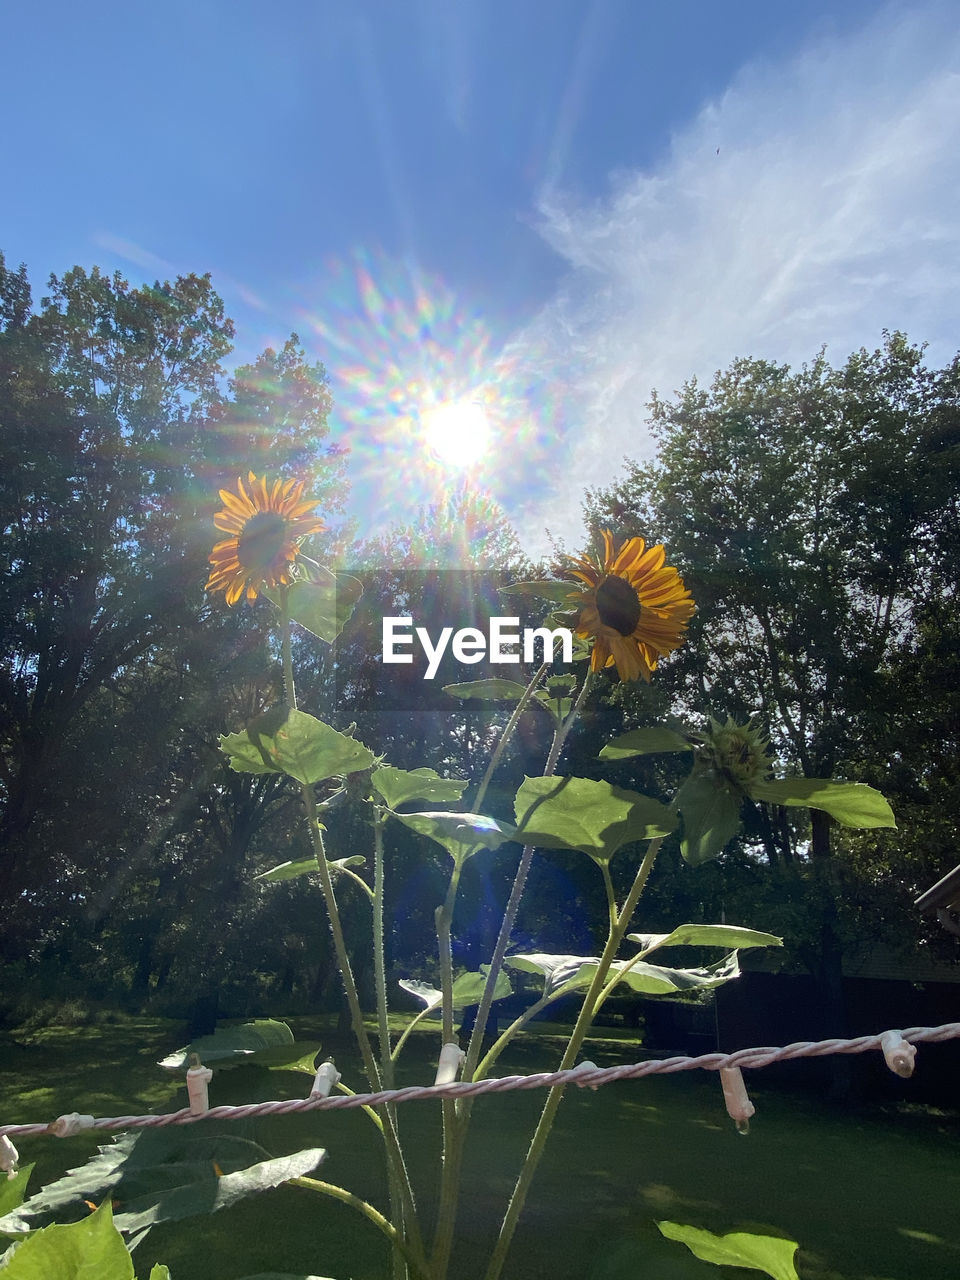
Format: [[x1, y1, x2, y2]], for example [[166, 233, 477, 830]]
[[1, 1015, 958, 1280]]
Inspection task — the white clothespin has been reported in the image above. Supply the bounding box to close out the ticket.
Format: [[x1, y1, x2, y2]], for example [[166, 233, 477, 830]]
[[186, 1054, 214, 1115], [570, 1060, 600, 1090], [434, 1042, 465, 1086], [310, 1060, 341, 1098], [720, 1066, 755, 1134], [48, 1113, 95, 1138], [880, 1030, 917, 1079], [0, 1135, 18, 1179]]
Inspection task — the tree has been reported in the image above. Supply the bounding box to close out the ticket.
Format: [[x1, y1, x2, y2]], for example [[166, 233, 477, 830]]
[[0, 254, 348, 978], [584, 333, 960, 1064]]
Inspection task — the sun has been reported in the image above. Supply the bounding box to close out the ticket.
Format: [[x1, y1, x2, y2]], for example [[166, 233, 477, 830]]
[[422, 400, 491, 467]]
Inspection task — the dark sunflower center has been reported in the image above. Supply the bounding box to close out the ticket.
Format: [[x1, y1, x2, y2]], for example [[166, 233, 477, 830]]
[[237, 512, 289, 572], [596, 575, 642, 636]]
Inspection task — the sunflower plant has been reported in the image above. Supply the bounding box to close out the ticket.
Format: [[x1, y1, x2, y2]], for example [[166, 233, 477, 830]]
[[0, 492, 895, 1280]]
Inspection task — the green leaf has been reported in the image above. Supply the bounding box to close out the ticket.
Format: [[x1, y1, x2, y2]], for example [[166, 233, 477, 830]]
[[675, 771, 744, 865], [628, 925, 783, 955], [0, 1201, 134, 1280], [505, 951, 740, 996], [148, 1268, 172, 1280], [532, 677, 574, 723], [257, 858, 318, 882], [0, 1167, 33, 1220], [599, 727, 693, 761], [0, 1127, 326, 1243], [263, 570, 363, 643], [256, 856, 365, 883], [158, 1020, 308, 1072], [281, 1048, 325, 1077], [514, 775, 676, 865], [371, 766, 467, 809], [750, 778, 896, 828], [451, 969, 512, 1008], [220, 708, 375, 785], [398, 979, 442, 1010], [398, 971, 511, 1010], [441, 679, 530, 702], [498, 580, 578, 604], [657, 1223, 800, 1280], [389, 811, 518, 867], [113, 1147, 325, 1234], [0, 1140, 135, 1237]]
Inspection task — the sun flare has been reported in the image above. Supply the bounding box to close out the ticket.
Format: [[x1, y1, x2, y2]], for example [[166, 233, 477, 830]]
[[422, 400, 491, 467]]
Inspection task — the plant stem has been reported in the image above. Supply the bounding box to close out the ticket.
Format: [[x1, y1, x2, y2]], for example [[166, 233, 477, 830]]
[[464, 671, 595, 1083], [436, 865, 462, 1045], [276, 591, 423, 1269], [391, 1005, 434, 1061], [431, 862, 464, 1275], [372, 805, 394, 1085], [482, 836, 663, 1280], [371, 803, 408, 1280], [280, 588, 298, 711], [474, 990, 568, 1081], [428, 671, 596, 1280], [472, 662, 548, 813], [601, 862, 618, 933], [291, 1177, 431, 1280]]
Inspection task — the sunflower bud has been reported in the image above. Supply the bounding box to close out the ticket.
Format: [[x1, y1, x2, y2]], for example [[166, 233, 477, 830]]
[[694, 717, 771, 794]]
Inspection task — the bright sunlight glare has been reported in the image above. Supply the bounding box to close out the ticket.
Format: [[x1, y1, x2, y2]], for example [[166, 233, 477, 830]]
[[422, 400, 492, 467]]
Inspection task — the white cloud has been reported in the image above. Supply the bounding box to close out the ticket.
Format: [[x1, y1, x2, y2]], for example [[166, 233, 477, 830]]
[[512, 3, 960, 555]]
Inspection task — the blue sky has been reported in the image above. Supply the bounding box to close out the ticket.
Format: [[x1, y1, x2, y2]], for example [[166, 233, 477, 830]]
[[4, 1, 958, 557]]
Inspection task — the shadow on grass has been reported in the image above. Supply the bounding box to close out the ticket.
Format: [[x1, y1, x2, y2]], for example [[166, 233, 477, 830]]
[[1, 1016, 959, 1280]]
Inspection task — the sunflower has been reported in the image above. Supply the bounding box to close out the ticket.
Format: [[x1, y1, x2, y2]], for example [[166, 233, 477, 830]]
[[206, 472, 325, 605], [561, 531, 695, 681]]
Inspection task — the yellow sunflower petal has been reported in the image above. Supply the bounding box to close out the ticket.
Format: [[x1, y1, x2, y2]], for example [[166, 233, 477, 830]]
[[560, 529, 694, 681], [206, 472, 325, 605]]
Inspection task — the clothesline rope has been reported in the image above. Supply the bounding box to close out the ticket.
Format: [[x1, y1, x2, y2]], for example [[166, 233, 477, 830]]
[[2, 1021, 958, 1143]]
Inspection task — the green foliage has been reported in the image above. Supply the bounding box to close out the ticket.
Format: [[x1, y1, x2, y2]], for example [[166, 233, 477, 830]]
[[0, 1129, 324, 1240], [255, 856, 365, 883], [441, 679, 531, 701], [628, 924, 782, 953], [370, 766, 467, 809], [674, 761, 896, 865], [514, 775, 676, 865], [674, 771, 745, 865], [220, 709, 376, 785], [387, 811, 518, 866], [599, 727, 693, 759], [263, 570, 363, 643], [0, 1201, 135, 1280], [398, 970, 512, 1010], [0, 1170, 33, 1221], [443, 676, 576, 723], [158, 1020, 320, 1073], [657, 1222, 800, 1280], [505, 950, 741, 996], [750, 778, 896, 828]]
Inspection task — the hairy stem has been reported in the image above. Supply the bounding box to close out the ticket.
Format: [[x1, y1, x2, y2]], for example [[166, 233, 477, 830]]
[[432, 862, 464, 1275], [372, 805, 394, 1084], [482, 836, 663, 1280], [291, 1177, 431, 1280], [277, 592, 423, 1267], [472, 662, 548, 813], [464, 670, 595, 1082]]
